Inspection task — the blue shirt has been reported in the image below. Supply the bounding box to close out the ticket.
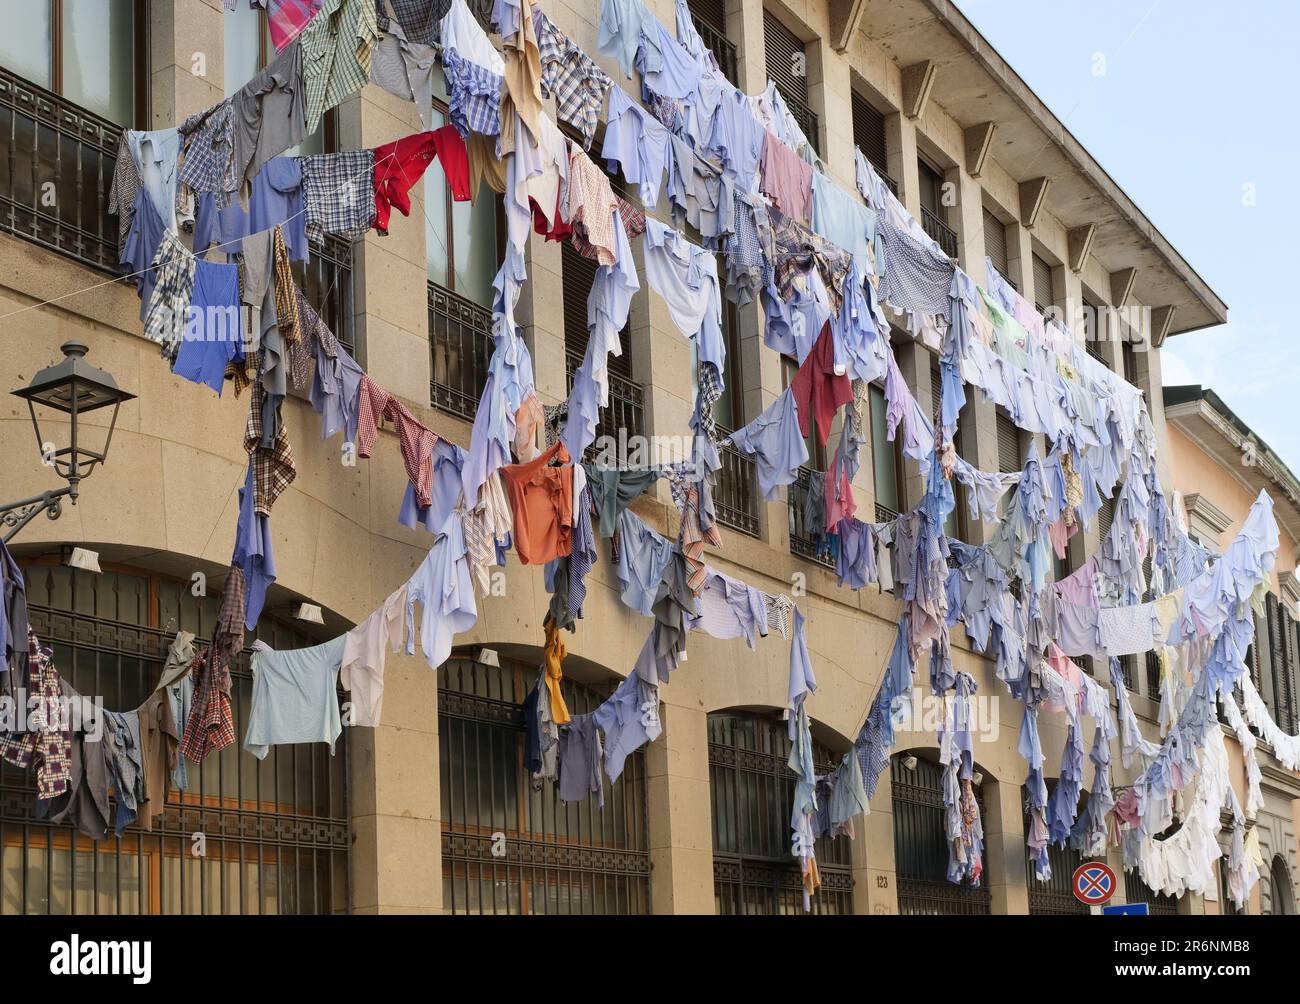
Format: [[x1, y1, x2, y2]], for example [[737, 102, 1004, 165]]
[[639, 18, 701, 99], [232, 462, 276, 631], [405, 517, 477, 671], [193, 157, 307, 261], [615, 510, 674, 616], [726, 389, 808, 500], [708, 86, 764, 189], [172, 259, 242, 396], [399, 439, 468, 534], [602, 86, 668, 207]]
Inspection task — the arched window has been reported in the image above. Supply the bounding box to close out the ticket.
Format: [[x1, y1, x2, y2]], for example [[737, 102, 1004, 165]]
[[438, 654, 650, 914], [1269, 855, 1295, 915], [1217, 853, 1242, 915], [1022, 786, 1088, 915], [5, 561, 349, 915], [891, 753, 989, 914], [708, 711, 854, 914]]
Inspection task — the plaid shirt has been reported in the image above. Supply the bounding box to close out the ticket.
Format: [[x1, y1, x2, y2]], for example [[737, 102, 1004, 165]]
[[571, 196, 645, 262], [533, 8, 613, 151], [179, 649, 236, 763], [300, 0, 380, 133], [178, 99, 237, 199], [107, 135, 141, 255], [356, 375, 437, 507], [143, 230, 196, 361], [301, 151, 376, 243], [268, 0, 325, 51], [443, 49, 503, 138], [245, 382, 298, 516], [772, 209, 853, 309], [385, 0, 440, 45], [694, 361, 723, 445], [0, 634, 72, 799]]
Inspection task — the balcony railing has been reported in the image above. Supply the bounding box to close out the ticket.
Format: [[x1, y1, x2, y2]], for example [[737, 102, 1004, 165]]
[[785, 97, 821, 157], [714, 426, 759, 537], [429, 281, 492, 422], [297, 235, 356, 355], [788, 466, 834, 567], [1146, 650, 1161, 700], [0, 66, 123, 274], [921, 206, 959, 260], [875, 502, 900, 524], [565, 352, 645, 461], [690, 15, 739, 86]]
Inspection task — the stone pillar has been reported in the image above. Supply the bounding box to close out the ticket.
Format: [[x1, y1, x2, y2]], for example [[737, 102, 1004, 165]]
[[645, 703, 716, 914], [983, 774, 1029, 914], [860, 769, 900, 914], [149, 1, 224, 126], [729, 0, 767, 93]]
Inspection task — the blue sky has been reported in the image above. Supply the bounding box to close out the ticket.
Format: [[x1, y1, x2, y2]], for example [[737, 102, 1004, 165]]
[[953, 0, 1299, 474]]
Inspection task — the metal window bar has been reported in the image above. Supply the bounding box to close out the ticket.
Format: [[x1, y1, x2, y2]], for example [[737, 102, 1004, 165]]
[[713, 425, 759, 537], [921, 206, 959, 260], [428, 280, 492, 422], [707, 712, 854, 915], [296, 235, 356, 354], [891, 756, 990, 915], [0, 66, 122, 274], [5, 570, 348, 916], [437, 657, 651, 914], [1124, 870, 1180, 915], [1023, 808, 1090, 916], [1146, 651, 1162, 701], [787, 466, 834, 568], [564, 352, 644, 462]]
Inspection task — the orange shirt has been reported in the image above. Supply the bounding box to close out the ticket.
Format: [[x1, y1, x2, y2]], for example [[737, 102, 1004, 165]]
[[501, 441, 575, 565]]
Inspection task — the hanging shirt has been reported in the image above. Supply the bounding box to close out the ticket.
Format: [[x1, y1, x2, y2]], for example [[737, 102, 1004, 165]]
[[533, 7, 613, 150], [586, 467, 660, 538], [708, 86, 764, 189], [726, 388, 809, 500], [340, 583, 408, 728], [355, 376, 438, 507], [760, 130, 812, 224], [602, 86, 668, 207], [596, 0, 650, 78], [592, 671, 660, 783], [299, 0, 381, 134], [557, 713, 605, 807], [301, 150, 377, 243], [372, 130, 442, 235], [639, 18, 702, 99], [244, 636, 346, 759], [126, 128, 183, 231], [643, 218, 725, 374], [193, 156, 307, 260], [232, 42, 308, 192], [790, 322, 853, 448], [665, 134, 734, 247], [500, 441, 576, 565], [173, 259, 242, 395], [615, 510, 675, 616], [370, 20, 439, 130], [405, 517, 477, 671], [693, 571, 768, 648], [811, 171, 877, 274]]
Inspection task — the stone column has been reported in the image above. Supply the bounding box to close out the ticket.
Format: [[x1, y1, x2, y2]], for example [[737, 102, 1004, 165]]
[[983, 774, 1029, 914], [150, 0, 224, 126], [645, 703, 716, 914], [860, 769, 901, 914]]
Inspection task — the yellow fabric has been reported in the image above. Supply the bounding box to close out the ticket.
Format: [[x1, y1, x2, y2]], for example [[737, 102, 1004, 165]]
[[1153, 587, 1185, 637], [543, 617, 571, 725], [497, 13, 543, 157]]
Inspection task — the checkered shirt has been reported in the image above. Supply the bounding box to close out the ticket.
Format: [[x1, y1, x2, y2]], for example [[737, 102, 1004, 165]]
[[245, 382, 298, 516], [0, 634, 71, 799], [301, 150, 376, 244], [300, 0, 381, 133], [571, 196, 645, 263], [143, 230, 196, 361], [694, 361, 723, 445], [178, 99, 238, 199], [443, 49, 503, 138], [533, 8, 613, 150]]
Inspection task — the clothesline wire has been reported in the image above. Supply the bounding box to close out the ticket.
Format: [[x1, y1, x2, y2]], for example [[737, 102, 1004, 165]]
[[0, 148, 399, 324]]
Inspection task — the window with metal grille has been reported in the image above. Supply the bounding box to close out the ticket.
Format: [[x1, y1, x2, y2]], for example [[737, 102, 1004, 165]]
[[763, 11, 819, 155], [891, 755, 989, 914], [1124, 869, 1180, 915], [983, 208, 1009, 282], [1218, 852, 1243, 915], [1023, 788, 1089, 915], [713, 280, 759, 537], [709, 711, 854, 914], [1269, 855, 1296, 914], [1082, 293, 1107, 362], [996, 410, 1022, 475], [869, 383, 902, 522], [852, 91, 889, 179], [1033, 254, 1055, 315], [438, 654, 650, 914], [1097, 494, 1116, 548], [7, 561, 349, 916], [1266, 594, 1298, 734], [919, 159, 957, 258], [687, 0, 737, 84]]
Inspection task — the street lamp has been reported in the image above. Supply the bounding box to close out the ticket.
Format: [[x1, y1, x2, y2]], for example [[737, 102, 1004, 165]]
[[3, 341, 134, 541]]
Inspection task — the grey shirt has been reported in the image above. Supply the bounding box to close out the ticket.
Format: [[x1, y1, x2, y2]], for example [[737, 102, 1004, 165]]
[[233, 42, 307, 195], [244, 636, 346, 760]]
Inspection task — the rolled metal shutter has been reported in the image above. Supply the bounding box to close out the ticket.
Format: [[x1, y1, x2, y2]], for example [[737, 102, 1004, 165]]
[[996, 412, 1021, 474], [763, 11, 807, 102], [562, 243, 632, 377], [1033, 253, 1054, 312], [983, 208, 1008, 280], [853, 91, 888, 176]]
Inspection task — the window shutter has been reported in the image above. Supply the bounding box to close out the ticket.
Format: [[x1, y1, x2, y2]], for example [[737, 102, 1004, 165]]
[[562, 243, 631, 377], [1097, 496, 1115, 547], [763, 11, 807, 102], [852, 91, 888, 176], [688, 0, 726, 32], [1265, 592, 1281, 718], [983, 208, 1008, 281], [996, 412, 1021, 474], [1281, 606, 1297, 733], [1033, 254, 1054, 313]]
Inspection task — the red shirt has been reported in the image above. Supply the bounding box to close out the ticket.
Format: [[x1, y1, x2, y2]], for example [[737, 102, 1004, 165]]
[[373, 125, 470, 235], [791, 321, 853, 448]]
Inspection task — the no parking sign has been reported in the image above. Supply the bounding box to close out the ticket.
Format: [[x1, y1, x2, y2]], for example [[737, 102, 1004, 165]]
[[1072, 861, 1117, 906]]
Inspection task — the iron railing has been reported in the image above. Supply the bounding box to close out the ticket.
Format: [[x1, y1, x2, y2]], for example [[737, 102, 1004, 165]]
[[714, 427, 759, 537], [6, 565, 349, 916], [1119, 654, 1136, 690], [875, 502, 900, 524], [690, 15, 739, 86], [1023, 813, 1090, 915], [788, 466, 834, 567], [438, 657, 650, 914], [565, 352, 645, 460], [0, 66, 122, 274], [784, 97, 821, 157], [297, 234, 355, 355], [428, 281, 492, 422], [1124, 870, 1180, 915], [708, 712, 854, 915], [1146, 651, 1162, 699], [921, 206, 959, 259], [891, 755, 990, 915]]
